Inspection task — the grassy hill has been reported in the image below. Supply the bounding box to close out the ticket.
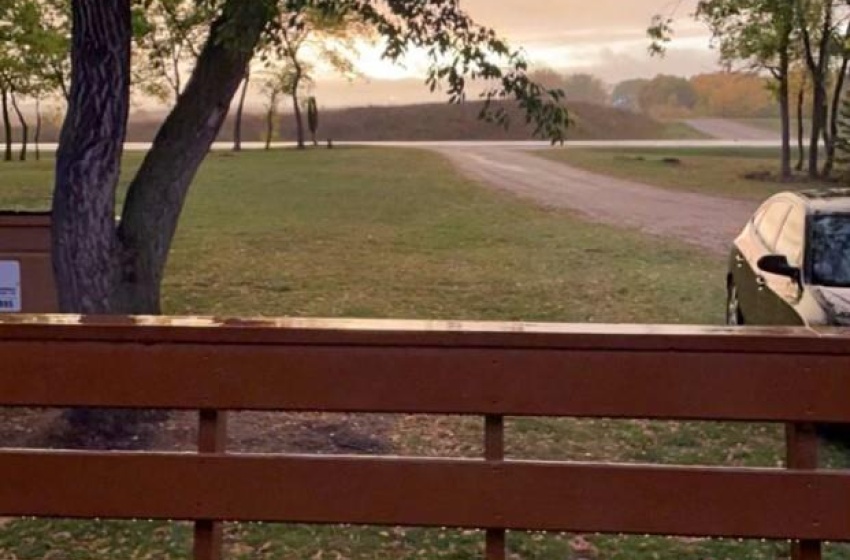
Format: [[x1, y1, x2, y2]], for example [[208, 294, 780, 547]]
[[222, 100, 700, 143], [10, 101, 700, 145]]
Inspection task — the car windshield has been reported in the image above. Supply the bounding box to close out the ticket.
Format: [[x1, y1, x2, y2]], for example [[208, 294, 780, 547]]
[[810, 213, 850, 287]]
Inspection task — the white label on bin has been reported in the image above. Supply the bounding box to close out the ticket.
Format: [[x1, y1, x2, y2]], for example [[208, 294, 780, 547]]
[[0, 261, 21, 312]]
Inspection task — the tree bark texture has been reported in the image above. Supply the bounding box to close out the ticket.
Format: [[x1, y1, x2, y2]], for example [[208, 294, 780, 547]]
[[115, 0, 270, 313], [1, 88, 11, 162], [10, 91, 28, 162], [233, 69, 250, 151], [52, 0, 131, 314]]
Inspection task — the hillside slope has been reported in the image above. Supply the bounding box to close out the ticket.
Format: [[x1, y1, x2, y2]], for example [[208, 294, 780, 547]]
[[221, 100, 683, 143], [9, 101, 691, 144]]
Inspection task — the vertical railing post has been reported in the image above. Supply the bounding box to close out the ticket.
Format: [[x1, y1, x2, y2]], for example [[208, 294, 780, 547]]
[[786, 422, 821, 560], [194, 409, 228, 560], [485, 414, 505, 560]]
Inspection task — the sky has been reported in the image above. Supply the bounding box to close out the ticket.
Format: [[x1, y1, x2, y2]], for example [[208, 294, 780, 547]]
[[306, 0, 724, 108]]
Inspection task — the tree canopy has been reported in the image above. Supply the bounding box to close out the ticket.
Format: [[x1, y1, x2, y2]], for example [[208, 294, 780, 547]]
[[648, 0, 850, 180], [51, 0, 571, 317]]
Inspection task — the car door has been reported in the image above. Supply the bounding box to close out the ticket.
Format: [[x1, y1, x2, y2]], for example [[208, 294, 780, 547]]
[[734, 200, 790, 324], [758, 203, 805, 325]]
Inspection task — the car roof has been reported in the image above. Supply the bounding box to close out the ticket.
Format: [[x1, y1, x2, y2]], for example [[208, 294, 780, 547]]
[[779, 188, 850, 214]]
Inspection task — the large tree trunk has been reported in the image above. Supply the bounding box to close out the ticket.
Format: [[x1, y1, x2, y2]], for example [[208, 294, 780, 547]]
[[1, 88, 11, 162], [52, 0, 131, 315], [233, 68, 250, 152], [114, 0, 270, 314], [9, 91, 28, 162]]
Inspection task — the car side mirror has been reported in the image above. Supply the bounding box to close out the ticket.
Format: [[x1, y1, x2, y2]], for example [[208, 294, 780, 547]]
[[757, 254, 801, 283]]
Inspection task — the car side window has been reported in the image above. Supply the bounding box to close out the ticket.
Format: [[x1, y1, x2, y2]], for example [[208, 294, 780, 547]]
[[756, 202, 791, 251], [774, 205, 805, 266]]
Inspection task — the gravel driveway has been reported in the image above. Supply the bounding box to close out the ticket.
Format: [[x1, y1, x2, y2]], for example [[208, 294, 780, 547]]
[[435, 146, 760, 255]]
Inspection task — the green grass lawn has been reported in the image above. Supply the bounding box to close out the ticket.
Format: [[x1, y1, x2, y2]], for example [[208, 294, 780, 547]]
[[0, 148, 847, 560], [537, 147, 837, 200]]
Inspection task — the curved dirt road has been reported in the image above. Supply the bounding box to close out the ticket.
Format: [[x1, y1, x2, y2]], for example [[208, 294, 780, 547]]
[[435, 147, 760, 255]]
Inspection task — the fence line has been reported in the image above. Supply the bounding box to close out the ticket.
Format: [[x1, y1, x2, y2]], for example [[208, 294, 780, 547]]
[[1, 316, 848, 560]]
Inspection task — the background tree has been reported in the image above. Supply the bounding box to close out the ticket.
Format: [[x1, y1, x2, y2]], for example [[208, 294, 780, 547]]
[[820, 5, 850, 177], [259, 65, 293, 149], [611, 78, 649, 111], [796, 0, 837, 178], [8, 87, 27, 161], [528, 68, 567, 91], [561, 73, 609, 104], [306, 95, 319, 145], [266, 5, 366, 149], [0, 54, 18, 162], [638, 74, 698, 116], [0, 1, 24, 162], [22, 0, 70, 159], [132, 0, 213, 105], [690, 72, 776, 117], [654, 0, 797, 179], [232, 67, 250, 151], [0, 0, 69, 162], [792, 65, 809, 170]]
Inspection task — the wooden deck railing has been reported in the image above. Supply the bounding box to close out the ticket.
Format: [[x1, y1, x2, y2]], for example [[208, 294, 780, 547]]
[[0, 316, 849, 560]]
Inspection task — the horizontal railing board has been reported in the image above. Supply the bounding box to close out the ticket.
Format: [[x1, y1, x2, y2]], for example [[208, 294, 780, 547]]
[[0, 214, 51, 253], [2, 341, 849, 422], [0, 317, 849, 355], [1, 451, 848, 541]]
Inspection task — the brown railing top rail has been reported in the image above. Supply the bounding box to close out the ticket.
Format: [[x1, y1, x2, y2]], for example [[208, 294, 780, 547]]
[[0, 314, 849, 351], [2, 315, 850, 422]]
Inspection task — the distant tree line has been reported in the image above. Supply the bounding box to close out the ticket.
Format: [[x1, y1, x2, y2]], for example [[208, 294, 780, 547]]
[[650, 0, 850, 181], [532, 68, 791, 120], [0, 0, 375, 158]]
